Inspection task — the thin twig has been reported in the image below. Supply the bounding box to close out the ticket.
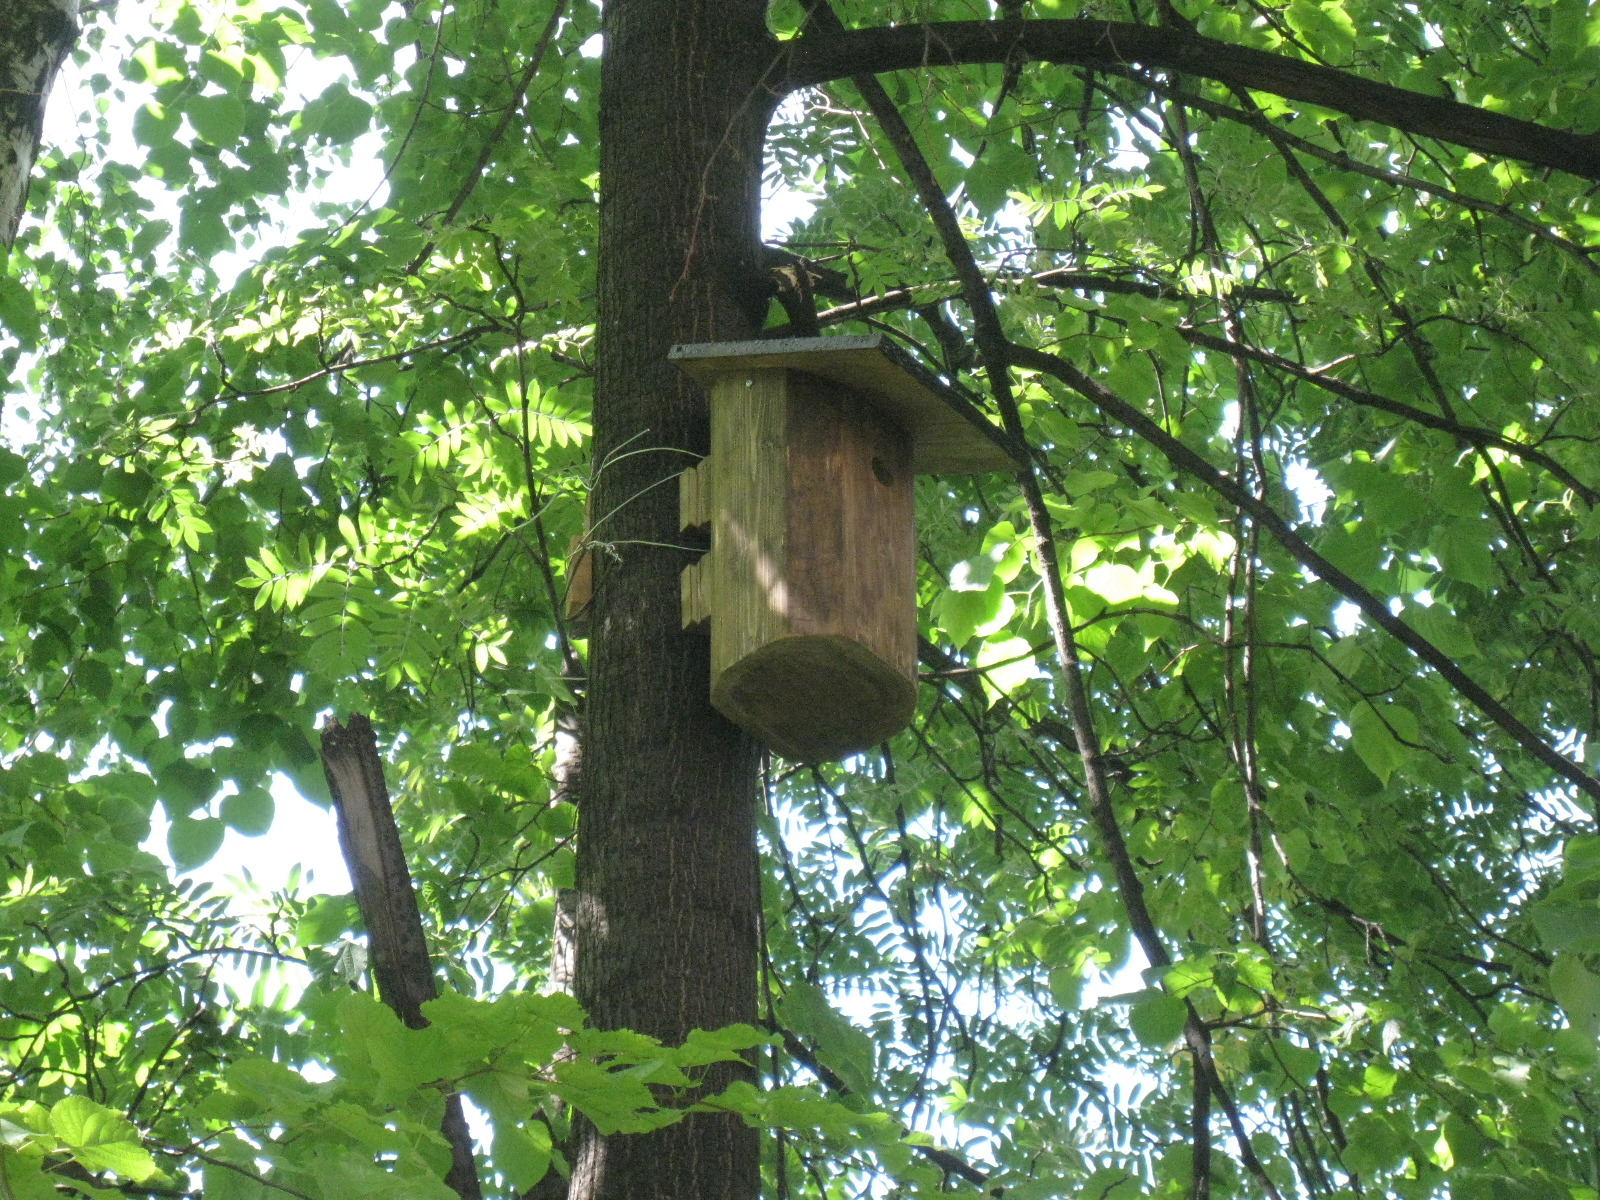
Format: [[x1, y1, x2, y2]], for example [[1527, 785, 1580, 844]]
[[406, 0, 571, 274], [1007, 340, 1600, 811]]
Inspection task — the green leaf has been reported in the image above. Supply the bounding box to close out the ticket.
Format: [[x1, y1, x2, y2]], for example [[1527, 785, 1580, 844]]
[[178, 201, 231, 257], [220, 785, 275, 836], [48, 1096, 158, 1181], [491, 1121, 551, 1192], [1275, 1043, 1320, 1088], [1565, 835, 1600, 882], [185, 94, 246, 148], [1435, 519, 1496, 590], [197, 51, 246, 91], [1076, 1166, 1140, 1199], [948, 554, 996, 592], [1126, 990, 1186, 1047], [1444, 1112, 1491, 1168], [101, 466, 154, 508], [1551, 954, 1600, 1036], [132, 100, 181, 151], [158, 758, 220, 814], [296, 892, 364, 946], [1046, 965, 1083, 1010], [1065, 470, 1118, 498], [0, 448, 26, 489], [0, 1148, 60, 1200], [0, 276, 42, 347], [1342, 1114, 1404, 1175], [1162, 957, 1213, 999], [1406, 603, 1478, 658], [1348, 704, 1409, 785], [975, 635, 1035, 702], [1532, 899, 1600, 954], [934, 581, 1005, 647], [1363, 1062, 1398, 1099], [58, 458, 102, 494], [980, 521, 1028, 583], [1080, 562, 1144, 604], [1079, 561, 1177, 607], [315, 84, 373, 144], [167, 815, 226, 872], [201, 1161, 273, 1200], [777, 982, 876, 1098]]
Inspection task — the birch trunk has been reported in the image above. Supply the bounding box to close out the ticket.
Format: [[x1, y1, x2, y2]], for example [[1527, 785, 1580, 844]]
[[0, 0, 77, 249]]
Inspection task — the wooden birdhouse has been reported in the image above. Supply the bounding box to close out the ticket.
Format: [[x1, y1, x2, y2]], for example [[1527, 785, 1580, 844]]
[[670, 334, 1017, 763]]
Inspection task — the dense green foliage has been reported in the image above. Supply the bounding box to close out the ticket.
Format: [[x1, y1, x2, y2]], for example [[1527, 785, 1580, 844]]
[[5, 0, 1600, 1196]]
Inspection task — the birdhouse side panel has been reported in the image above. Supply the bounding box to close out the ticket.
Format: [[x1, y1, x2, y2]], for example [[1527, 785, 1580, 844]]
[[707, 370, 791, 680], [783, 375, 916, 680]]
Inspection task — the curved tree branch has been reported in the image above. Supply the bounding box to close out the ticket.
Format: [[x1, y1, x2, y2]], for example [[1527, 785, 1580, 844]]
[[406, 0, 569, 275], [809, 9, 1284, 1191], [786, 261, 1599, 506], [1120, 74, 1600, 273], [1006, 340, 1600, 810], [1171, 327, 1600, 506], [778, 19, 1600, 182]]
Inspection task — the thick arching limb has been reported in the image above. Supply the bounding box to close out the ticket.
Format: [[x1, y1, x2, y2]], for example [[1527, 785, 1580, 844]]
[[777, 19, 1600, 182]]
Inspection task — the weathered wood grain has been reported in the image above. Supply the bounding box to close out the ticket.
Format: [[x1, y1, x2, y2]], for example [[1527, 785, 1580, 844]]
[[674, 367, 916, 760]]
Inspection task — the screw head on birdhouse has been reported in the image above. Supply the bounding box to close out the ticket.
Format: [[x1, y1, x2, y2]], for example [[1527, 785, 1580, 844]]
[[670, 334, 1017, 763]]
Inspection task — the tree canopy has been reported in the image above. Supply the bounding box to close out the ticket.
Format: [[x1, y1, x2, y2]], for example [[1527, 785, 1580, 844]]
[[4, 0, 1600, 1197]]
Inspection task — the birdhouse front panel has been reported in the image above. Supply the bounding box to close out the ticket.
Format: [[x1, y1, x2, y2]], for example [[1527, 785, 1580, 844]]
[[780, 373, 914, 668], [684, 368, 917, 763]]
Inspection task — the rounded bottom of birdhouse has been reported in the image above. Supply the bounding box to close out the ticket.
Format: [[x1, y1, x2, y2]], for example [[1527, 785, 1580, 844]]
[[710, 634, 917, 764]]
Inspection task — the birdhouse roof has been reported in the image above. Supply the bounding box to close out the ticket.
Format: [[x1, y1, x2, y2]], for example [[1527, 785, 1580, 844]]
[[669, 334, 1021, 474]]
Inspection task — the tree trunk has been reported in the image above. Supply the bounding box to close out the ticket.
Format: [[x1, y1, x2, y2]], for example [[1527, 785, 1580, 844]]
[[0, 0, 77, 249], [571, 3, 775, 1199]]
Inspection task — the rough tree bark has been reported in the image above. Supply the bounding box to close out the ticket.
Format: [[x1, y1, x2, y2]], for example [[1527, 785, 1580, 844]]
[[572, 2, 776, 1198], [0, 0, 78, 250]]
